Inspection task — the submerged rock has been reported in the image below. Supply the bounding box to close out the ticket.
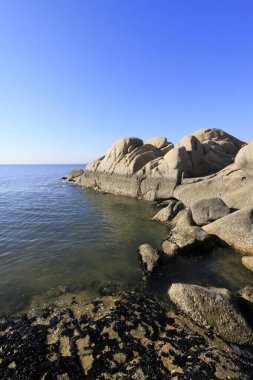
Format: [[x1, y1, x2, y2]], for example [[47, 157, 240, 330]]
[[168, 283, 253, 346], [203, 207, 253, 255], [191, 197, 230, 226], [138, 244, 160, 273], [0, 290, 253, 379]]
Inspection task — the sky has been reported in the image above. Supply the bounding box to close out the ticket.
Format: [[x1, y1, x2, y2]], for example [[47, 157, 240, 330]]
[[0, 0, 252, 164]]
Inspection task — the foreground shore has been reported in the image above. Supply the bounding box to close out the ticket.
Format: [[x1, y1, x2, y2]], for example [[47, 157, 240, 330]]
[[1, 288, 253, 380]]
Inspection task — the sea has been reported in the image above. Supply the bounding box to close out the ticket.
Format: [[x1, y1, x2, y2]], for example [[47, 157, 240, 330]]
[[0, 164, 252, 316]]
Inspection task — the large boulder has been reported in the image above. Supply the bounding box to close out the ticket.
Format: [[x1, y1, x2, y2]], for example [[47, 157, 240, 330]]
[[67, 128, 245, 201], [174, 164, 253, 210], [203, 207, 253, 255], [191, 198, 230, 226], [235, 143, 253, 171], [174, 141, 253, 210], [168, 283, 253, 346]]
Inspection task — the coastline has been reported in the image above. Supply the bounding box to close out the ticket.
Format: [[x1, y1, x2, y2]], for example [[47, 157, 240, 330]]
[[1, 128, 253, 378]]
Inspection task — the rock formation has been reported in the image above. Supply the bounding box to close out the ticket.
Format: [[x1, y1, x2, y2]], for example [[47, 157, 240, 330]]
[[203, 207, 253, 255], [67, 127, 253, 254], [168, 283, 253, 346], [69, 128, 245, 201], [191, 197, 230, 226]]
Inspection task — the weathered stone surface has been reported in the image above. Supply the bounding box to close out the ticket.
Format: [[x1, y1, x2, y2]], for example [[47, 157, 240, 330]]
[[203, 207, 253, 255], [168, 283, 253, 346], [138, 244, 160, 273], [242, 256, 253, 272], [162, 225, 214, 256], [174, 162, 253, 210], [144, 136, 172, 150], [68, 128, 245, 201], [1, 290, 253, 379], [191, 197, 230, 226], [239, 286, 253, 304], [235, 143, 253, 171], [162, 239, 178, 256], [169, 208, 194, 228], [174, 140, 253, 211], [152, 199, 184, 223], [67, 169, 84, 180]]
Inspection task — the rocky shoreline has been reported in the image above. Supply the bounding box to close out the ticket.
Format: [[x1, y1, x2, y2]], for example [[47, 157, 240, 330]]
[[1, 128, 252, 379], [1, 288, 253, 380]]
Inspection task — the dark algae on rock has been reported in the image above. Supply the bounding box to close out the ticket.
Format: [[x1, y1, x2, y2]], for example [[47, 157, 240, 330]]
[[0, 290, 253, 380]]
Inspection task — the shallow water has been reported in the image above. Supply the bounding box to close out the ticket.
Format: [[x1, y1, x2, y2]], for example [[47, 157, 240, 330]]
[[0, 165, 252, 315]]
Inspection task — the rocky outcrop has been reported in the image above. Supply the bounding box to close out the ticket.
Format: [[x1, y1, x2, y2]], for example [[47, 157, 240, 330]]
[[174, 140, 253, 210], [242, 256, 253, 272], [67, 169, 84, 180], [191, 198, 230, 226], [168, 283, 253, 346], [70, 128, 245, 201], [203, 207, 253, 255], [138, 244, 160, 273]]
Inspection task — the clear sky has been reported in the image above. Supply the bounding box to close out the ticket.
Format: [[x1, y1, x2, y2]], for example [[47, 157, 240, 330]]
[[0, 0, 252, 164]]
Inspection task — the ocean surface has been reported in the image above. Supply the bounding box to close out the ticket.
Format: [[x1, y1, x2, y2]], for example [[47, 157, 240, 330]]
[[0, 165, 253, 316]]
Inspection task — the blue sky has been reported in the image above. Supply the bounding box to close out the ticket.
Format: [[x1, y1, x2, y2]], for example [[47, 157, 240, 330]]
[[0, 0, 252, 164]]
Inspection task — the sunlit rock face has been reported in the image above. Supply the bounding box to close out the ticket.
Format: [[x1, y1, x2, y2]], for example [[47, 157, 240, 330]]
[[69, 128, 245, 201]]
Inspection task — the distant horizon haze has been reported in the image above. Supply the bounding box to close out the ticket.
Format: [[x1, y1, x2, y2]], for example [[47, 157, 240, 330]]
[[0, 0, 252, 164]]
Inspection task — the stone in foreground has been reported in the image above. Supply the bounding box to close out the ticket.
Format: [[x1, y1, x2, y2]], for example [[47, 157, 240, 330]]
[[168, 283, 253, 346], [203, 207, 253, 255], [191, 197, 230, 226], [1, 291, 253, 379]]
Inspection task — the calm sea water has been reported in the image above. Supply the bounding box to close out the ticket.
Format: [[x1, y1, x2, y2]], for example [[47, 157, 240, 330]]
[[0, 165, 252, 315]]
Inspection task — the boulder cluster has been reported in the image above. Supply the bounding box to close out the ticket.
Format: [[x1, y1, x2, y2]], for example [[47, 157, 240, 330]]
[[67, 128, 253, 354], [68, 128, 253, 258]]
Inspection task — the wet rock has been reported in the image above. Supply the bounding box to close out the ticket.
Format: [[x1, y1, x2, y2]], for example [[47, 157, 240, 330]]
[[162, 240, 178, 257], [162, 226, 214, 256], [242, 256, 253, 272], [138, 244, 160, 273], [191, 197, 230, 226], [203, 207, 253, 255], [168, 283, 253, 346], [239, 286, 253, 304], [152, 199, 184, 223], [1, 291, 253, 379]]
